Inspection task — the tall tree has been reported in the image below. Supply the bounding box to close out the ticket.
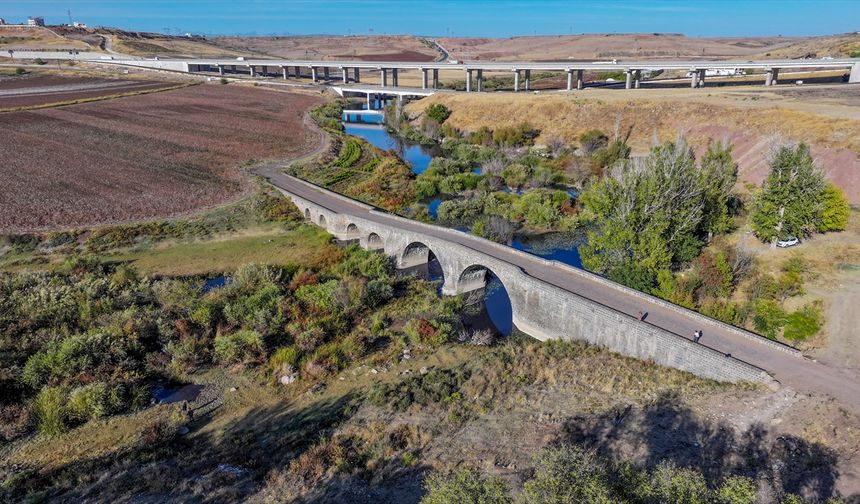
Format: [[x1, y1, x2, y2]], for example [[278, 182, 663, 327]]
[[751, 144, 825, 243], [699, 140, 738, 239], [580, 138, 711, 285]]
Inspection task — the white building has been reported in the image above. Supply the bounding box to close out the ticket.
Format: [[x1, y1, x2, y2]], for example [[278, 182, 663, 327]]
[[27, 16, 45, 27]]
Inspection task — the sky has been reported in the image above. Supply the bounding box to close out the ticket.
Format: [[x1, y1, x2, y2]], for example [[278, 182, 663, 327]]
[[1, 0, 859, 38]]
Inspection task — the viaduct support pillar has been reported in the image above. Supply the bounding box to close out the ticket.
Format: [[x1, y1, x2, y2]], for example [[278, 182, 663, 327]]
[[465, 69, 472, 92], [513, 70, 520, 92], [392, 68, 398, 87], [476, 69, 483, 92], [295, 66, 301, 78], [380, 69, 387, 87], [281, 66, 287, 79], [697, 69, 706, 88], [354, 67, 360, 83], [634, 69, 642, 89], [524, 69, 531, 91], [249, 65, 255, 77], [691, 70, 699, 88], [311, 67, 318, 82], [765, 68, 780, 86], [217, 65, 224, 76], [850, 63, 860, 83], [625, 70, 632, 89], [323, 67, 330, 81], [421, 68, 428, 89], [577, 69, 584, 90], [432, 68, 439, 89], [340, 67, 348, 84], [566, 69, 573, 91]]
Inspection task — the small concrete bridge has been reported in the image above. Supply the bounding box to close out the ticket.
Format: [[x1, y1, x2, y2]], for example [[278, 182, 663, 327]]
[[254, 169, 860, 410]]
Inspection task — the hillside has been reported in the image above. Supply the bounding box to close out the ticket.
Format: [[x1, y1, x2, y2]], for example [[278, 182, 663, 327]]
[[210, 35, 441, 61], [439, 32, 860, 61]]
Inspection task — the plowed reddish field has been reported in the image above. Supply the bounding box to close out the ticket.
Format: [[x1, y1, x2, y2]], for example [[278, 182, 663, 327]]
[[0, 85, 323, 232]]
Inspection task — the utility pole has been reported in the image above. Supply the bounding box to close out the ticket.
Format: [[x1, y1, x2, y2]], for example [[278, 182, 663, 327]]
[[67, 9, 73, 26]]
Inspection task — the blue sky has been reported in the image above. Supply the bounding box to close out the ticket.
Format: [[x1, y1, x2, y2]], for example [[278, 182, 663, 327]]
[[1, 0, 858, 37]]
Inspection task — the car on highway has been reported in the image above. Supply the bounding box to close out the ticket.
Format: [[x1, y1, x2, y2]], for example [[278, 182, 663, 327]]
[[776, 236, 800, 248]]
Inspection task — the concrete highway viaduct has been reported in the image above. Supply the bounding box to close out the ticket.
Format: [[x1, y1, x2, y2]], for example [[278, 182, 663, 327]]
[[5, 51, 859, 91], [254, 167, 860, 411], [115, 55, 860, 90]]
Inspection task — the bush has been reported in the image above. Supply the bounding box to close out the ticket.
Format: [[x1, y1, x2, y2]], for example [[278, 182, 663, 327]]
[[783, 302, 823, 341], [214, 329, 265, 365], [33, 386, 67, 436], [219, 77, 228, 84], [716, 476, 758, 504], [522, 445, 613, 504], [492, 122, 538, 147], [578, 129, 608, 154], [421, 468, 511, 504], [67, 382, 126, 422], [15, 67, 25, 75], [269, 345, 300, 371], [425, 103, 452, 124]]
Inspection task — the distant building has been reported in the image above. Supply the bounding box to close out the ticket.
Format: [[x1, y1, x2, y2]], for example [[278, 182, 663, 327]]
[[27, 16, 45, 27], [73, 21, 86, 28]]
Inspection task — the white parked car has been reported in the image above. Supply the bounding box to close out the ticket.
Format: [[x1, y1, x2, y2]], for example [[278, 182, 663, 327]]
[[776, 237, 800, 248]]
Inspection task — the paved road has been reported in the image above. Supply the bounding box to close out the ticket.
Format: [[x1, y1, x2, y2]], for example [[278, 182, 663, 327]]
[[254, 165, 860, 412]]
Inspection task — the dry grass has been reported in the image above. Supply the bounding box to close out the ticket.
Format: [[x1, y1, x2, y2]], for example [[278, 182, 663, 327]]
[[0, 26, 89, 50]]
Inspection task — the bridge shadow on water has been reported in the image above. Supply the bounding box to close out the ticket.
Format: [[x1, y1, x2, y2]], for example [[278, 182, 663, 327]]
[[561, 391, 854, 503]]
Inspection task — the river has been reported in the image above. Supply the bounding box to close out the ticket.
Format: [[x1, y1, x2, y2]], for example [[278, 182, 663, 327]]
[[342, 111, 582, 336]]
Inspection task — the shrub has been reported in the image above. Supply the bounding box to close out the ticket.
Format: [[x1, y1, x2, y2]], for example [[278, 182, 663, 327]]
[[493, 123, 538, 147], [269, 345, 300, 371], [717, 476, 758, 504], [22, 331, 139, 389], [645, 461, 711, 504], [782, 302, 823, 341], [364, 279, 393, 308], [214, 329, 265, 365], [295, 280, 340, 311], [521, 445, 613, 504], [67, 382, 126, 422], [219, 77, 228, 84], [752, 300, 786, 339], [578, 129, 608, 154], [33, 386, 67, 436], [421, 468, 511, 504], [425, 103, 452, 124], [15, 67, 25, 75]]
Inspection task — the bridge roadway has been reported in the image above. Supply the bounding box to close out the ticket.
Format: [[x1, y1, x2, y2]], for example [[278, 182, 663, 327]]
[[256, 167, 860, 411]]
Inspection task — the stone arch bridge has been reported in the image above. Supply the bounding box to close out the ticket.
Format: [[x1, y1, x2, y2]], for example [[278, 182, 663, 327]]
[[255, 169, 860, 410]]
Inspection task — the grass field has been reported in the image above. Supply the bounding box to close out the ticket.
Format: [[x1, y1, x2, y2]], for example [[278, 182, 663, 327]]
[[107, 224, 337, 276]]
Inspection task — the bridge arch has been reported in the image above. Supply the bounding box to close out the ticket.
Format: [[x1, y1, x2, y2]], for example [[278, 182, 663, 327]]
[[399, 241, 445, 286], [304, 208, 311, 220], [345, 223, 360, 240], [367, 232, 384, 250], [318, 214, 327, 228], [457, 264, 514, 337]]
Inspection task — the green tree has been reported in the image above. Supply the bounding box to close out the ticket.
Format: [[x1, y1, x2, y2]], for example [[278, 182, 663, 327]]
[[751, 144, 825, 243], [700, 141, 739, 238], [421, 468, 511, 504], [818, 182, 850, 232], [521, 445, 614, 504], [581, 137, 719, 287], [716, 475, 757, 504]]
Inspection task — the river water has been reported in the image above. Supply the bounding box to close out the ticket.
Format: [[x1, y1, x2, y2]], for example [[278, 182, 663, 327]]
[[342, 112, 582, 336]]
